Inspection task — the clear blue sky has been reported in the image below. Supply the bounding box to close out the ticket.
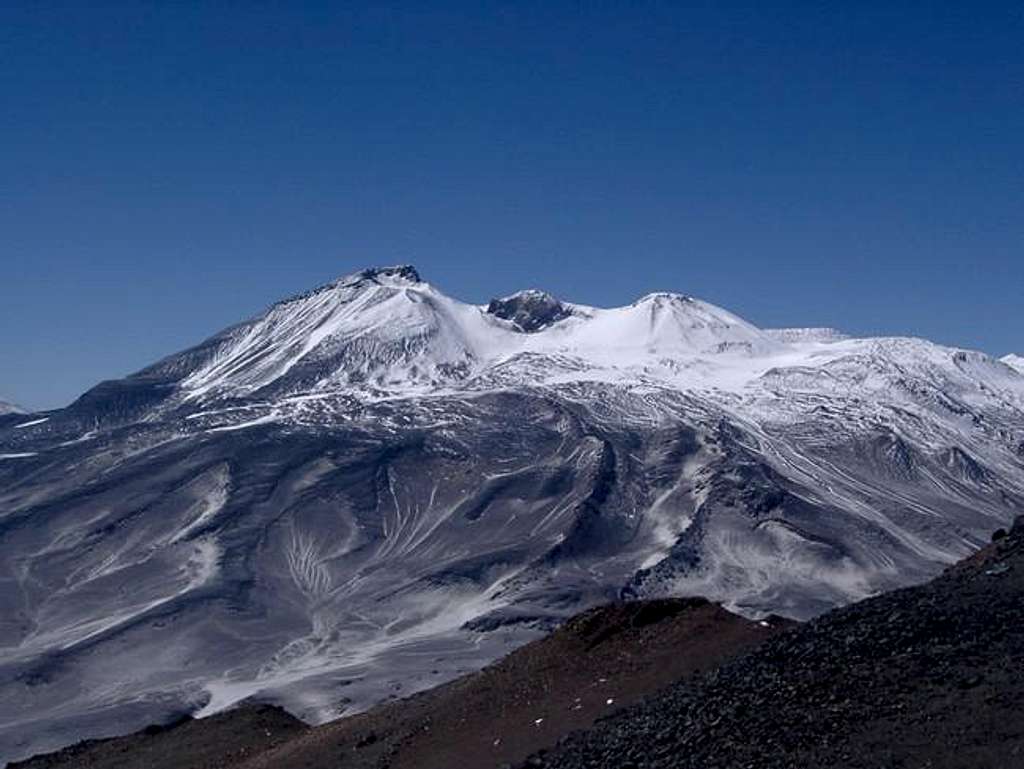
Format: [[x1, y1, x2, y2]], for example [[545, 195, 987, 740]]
[[2, 1, 1022, 410]]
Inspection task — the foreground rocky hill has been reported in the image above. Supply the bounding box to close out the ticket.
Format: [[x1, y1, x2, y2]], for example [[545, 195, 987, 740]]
[[8, 707, 305, 769], [527, 518, 1024, 769], [1, 266, 1022, 762]]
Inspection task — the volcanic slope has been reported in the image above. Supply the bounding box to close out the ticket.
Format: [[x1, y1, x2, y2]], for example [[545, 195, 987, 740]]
[[12, 599, 790, 769], [16, 520, 1024, 769], [527, 518, 1024, 769], [1, 265, 1023, 762]]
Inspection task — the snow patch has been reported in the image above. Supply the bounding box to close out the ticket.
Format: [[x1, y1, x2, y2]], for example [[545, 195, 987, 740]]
[[13, 417, 49, 429], [1002, 354, 1024, 374]]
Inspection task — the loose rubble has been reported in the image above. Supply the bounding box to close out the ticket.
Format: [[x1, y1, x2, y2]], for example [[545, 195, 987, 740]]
[[523, 520, 1024, 769]]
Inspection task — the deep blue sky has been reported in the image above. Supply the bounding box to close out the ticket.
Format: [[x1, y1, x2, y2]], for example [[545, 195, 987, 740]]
[[2, 2, 1022, 410]]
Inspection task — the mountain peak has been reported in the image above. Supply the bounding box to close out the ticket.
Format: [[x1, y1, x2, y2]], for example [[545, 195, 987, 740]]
[[269, 265, 424, 310], [350, 264, 422, 285], [486, 289, 573, 332], [632, 291, 696, 306]]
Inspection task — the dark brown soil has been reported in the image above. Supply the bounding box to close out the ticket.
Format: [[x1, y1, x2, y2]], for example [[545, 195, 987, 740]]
[[7, 705, 306, 769], [238, 598, 789, 769]]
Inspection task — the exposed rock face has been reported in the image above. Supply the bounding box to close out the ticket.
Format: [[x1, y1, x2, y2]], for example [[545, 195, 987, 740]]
[[486, 290, 574, 332]]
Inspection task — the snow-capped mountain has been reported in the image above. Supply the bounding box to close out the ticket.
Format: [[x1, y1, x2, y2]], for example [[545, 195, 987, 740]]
[[1003, 353, 1024, 374], [115, 265, 782, 405], [2, 265, 1023, 763], [0, 399, 22, 416]]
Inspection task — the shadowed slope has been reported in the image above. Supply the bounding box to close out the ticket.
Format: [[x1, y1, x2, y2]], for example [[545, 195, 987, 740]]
[[7, 706, 305, 769]]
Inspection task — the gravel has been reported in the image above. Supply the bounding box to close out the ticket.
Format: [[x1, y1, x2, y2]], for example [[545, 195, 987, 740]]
[[522, 519, 1024, 769]]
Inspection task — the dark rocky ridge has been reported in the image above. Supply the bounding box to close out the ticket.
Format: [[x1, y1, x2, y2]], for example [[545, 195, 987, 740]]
[[486, 290, 573, 332], [524, 519, 1024, 769], [7, 706, 305, 769]]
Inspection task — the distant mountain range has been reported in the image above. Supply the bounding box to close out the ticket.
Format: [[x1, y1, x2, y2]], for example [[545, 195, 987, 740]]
[[1, 265, 1022, 763], [0, 400, 22, 416]]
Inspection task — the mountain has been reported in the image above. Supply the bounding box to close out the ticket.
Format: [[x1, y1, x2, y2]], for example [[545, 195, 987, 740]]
[[1003, 353, 1024, 374], [0, 400, 23, 416], [65, 265, 781, 410], [1, 265, 1023, 763]]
